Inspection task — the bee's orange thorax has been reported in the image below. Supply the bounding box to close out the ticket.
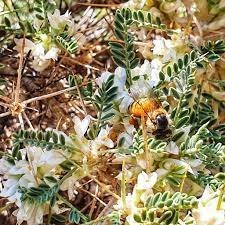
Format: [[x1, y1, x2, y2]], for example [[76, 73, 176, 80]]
[[129, 98, 160, 117]]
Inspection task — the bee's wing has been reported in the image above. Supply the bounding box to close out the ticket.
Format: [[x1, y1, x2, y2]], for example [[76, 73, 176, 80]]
[[130, 79, 153, 100]]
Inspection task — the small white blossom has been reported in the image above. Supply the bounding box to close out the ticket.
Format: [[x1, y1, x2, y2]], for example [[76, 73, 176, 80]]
[[166, 141, 180, 155], [117, 122, 134, 148], [94, 127, 114, 149], [14, 39, 59, 72], [60, 177, 79, 200], [47, 9, 71, 30], [14, 38, 35, 54], [14, 201, 46, 225], [192, 186, 225, 225], [156, 158, 191, 178], [73, 115, 91, 139], [153, 37, 177, 62], [114, 193, 134, 212], [116, 168, 133, 181], [0, 147, 65, 225], [135, 171, 157, 190]]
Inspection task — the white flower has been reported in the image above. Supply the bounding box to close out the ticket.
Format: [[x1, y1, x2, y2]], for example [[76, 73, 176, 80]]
[[32, 44, 59, 71], [14, 38, 35, 54], [14, 39, 59, 72], [94, 127, 114, 149], [156, 158, 191, 178], [73, 115, 91, 138], [123, 0, 146, 9], [119, 94, 134, 113], [43, 47, 59, 60], [95, 60, 162, 114], [0, 159, 37, 202], [36, 150, 65, 172], [129, 60, 162, 98], [95, 71, 111, 87], [116, 168, 133, 181], [117, 131, 133, 148], [131, 60, 151, 78], [135, 172, 157, 190], [14, 201, 46, 225], [47, 9, 71, 30], [0, 147, 65, 225], [166, 141, 179, 155], [150, 58, 163, 85], [130, 77, 152, 99], [114, 193, 134, 212], [60, 177, 79, 200], [192, 186, 225, 225], [182, 158, 206, 175], [153, 37, 177, 62]]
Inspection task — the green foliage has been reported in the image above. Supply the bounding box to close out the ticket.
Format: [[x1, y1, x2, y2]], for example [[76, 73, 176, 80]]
[[134, 192, 198, 225], [88, 75, 117, 138], [110, 8, 173, 86], [56, 32, 79, 54], [199, 40, 225, 62], [166, 51, 199, 128], [157, 161, 187, 188], [191, 86, 216, 129], [192, 173, 223, 191], [155, 41, 225, 139], [109, 212, 121, 225], [109, 8, 139, 86], [179, 123, 225, 169], [12, 129, 71, 159], [19, 183, 59, 205], [179, 123, 207, 156], [69, 75, 117, 137], [33, 0, 54, 22], [68, 210, 81, 224], [148, 138, 167, 154], [132, 10, 173, 33], [68, 74, 118, 138], [1, 0, 54, 35], [132, 131, 145, 155], [0, 1, 79, 56], [131, 131, 168, 155], [198, 142, 225, 168], [0, 77, 7, 95]]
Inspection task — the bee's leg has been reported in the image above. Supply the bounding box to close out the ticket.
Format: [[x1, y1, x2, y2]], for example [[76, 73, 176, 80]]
[[141, 115, 153, 173], [129, 114, 139, 128], [146, 117, 156, 133]]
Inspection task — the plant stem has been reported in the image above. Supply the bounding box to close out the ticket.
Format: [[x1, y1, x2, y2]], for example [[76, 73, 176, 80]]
[[124, 24, 132, 87], [141, 116, 152, 173], [121, 160, 126, 209], [58, 166, 78, 185], [80, 216, 108, 225], [57, 194, 88, 222], [47, 205, 52, 225], [216, 185, 225, 210], [174, 94, 184, 122], [22, 86, 77, 105], [0, 202, 14, 213], [179, 169, 187, 193], [15, 34, 25, 104]]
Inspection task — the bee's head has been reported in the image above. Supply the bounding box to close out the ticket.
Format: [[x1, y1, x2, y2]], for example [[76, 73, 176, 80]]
[[155, 115, 168, 130]]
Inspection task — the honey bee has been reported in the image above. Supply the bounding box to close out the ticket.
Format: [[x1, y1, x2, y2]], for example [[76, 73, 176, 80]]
[[129, 97, 171, 139]]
